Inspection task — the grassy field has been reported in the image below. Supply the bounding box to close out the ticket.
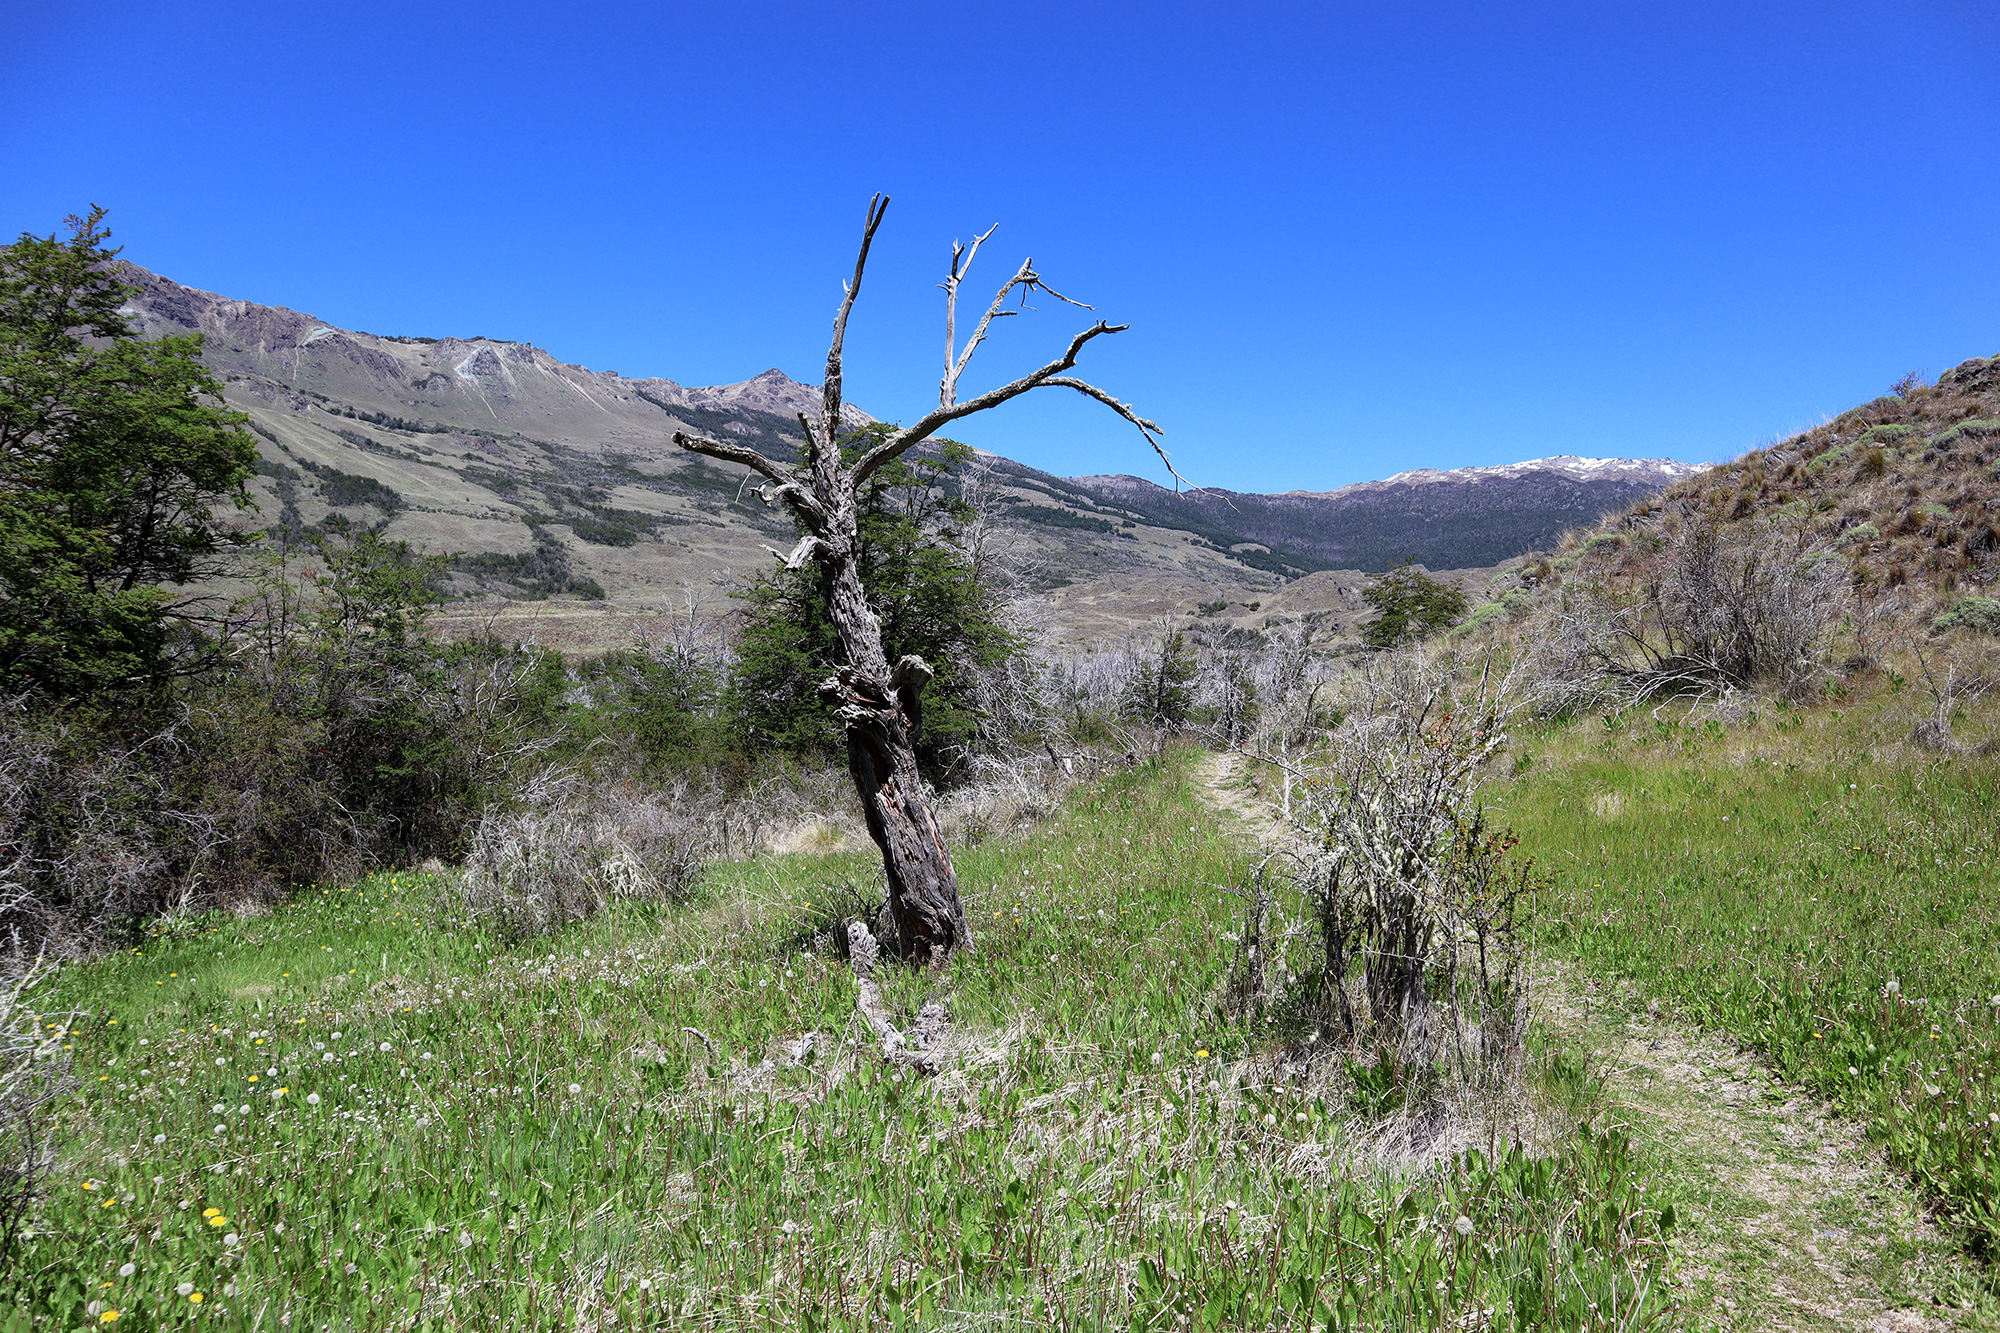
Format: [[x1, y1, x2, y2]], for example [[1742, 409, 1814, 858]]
[[1497, 691, 2000, 1260], [12, 753, 1676, 1331]]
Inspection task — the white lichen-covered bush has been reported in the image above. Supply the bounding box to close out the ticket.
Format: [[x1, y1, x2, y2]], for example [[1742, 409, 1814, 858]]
[[457, 785, 715, 940]]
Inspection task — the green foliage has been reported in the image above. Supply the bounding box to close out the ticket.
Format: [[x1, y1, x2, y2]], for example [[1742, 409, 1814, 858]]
[[1933, 595, 2000, 635], [12, 756, 1676, 1327], [0, 208, 257, 696], [1122, 628, 1199, 729], [730, 436, 1019, 773], [301, 458, 402, 513], [453, 535, 605, 600], [571, 646, 730, 774], [1361, 561, 1471, 649]]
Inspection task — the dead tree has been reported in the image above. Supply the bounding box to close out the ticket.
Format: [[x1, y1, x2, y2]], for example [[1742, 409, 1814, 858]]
[[673, 196, 1174, 964]]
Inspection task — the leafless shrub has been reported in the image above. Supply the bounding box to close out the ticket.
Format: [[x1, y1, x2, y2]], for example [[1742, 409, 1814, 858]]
[[1527, 516, 1850, 709], [931, 749, 1074, 847], [458, 779, 717, 940], [1907, 646, 1999, 755], [1279, 645, 1537, 1096], [0, 697, 216, 953], [0, 962, 73, 1275]]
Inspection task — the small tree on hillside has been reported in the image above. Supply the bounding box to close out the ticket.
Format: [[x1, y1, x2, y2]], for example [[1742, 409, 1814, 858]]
[[1362, 561, 1469, 649], [673, 198, 1174, 963]]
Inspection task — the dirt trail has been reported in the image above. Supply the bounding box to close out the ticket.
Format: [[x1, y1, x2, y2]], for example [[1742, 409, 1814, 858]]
[[1191, 750, 1989, 1332]]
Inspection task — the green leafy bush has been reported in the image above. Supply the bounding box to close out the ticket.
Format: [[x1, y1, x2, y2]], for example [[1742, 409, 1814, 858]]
[[1933, 595, 2000, 635]]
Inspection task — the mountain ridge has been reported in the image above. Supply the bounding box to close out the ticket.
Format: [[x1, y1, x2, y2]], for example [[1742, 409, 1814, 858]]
[[116, 262, 1702, 640]]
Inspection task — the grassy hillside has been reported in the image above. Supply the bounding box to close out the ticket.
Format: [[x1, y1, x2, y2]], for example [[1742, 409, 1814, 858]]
[[1565, 353, 2000, 619], [13, 756, 1675, 1330]]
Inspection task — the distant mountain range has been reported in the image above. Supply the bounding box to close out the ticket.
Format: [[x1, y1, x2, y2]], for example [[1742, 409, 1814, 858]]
[[119, 263, 1703, 639]]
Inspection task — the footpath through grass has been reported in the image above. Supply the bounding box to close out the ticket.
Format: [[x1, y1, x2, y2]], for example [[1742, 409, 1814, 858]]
[[15, 752, 1675, 1331], [1499, 698, 2000, 1260]]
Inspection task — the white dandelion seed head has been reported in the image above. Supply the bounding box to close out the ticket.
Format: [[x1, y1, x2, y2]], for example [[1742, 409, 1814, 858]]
[[211, 1124, 225, 1136], [1454, 1215, 1474, 1236], [379, 1042, 392, 1052], [568, 1083, 582, 1095], [1261, 1113, 1276, 1128], [305, 1093, 320, 1106], [153, 1133, 166, 1145], [1849, 1067, 1860, 1076], [177, 1283, 195, 1297], [119, 1263, 136, 1277], [1150, 1052, 1163, 1066], [223, 1232, 239, 1247]]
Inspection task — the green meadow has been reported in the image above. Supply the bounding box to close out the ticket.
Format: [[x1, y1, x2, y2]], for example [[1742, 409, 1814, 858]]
[[15, 755, 1674, 1331]]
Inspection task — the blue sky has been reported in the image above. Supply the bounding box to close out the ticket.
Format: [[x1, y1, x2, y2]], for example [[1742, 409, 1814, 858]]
[[5, 0, 1998, 493]]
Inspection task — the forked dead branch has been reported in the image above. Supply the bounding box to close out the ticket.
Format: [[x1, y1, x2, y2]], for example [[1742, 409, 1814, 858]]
[[672, 196, 1177, 966]]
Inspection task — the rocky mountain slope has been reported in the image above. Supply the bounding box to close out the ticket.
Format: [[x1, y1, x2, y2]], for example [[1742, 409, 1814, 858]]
[[121, 263, 1697, 644]]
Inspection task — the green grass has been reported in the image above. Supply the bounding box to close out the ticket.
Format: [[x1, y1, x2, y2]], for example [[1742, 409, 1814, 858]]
[[1499, 698, 2000, 1253], [12, 753, 1676, 1330]]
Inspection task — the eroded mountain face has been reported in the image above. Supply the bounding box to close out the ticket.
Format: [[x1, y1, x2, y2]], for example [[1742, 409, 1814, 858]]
[[119, 263, 1695, 645]]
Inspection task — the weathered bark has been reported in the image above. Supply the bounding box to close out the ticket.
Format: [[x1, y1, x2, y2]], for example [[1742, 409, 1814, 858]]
[[819, 655, 971, 962]]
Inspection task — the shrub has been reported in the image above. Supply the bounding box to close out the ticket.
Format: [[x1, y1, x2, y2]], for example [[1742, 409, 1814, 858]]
[[457, 784, 715, 940], [0, 964, 71, 1276], [1533, 518, 1849, 705], [1288, 646, 1537, 1090], [1838, 522, 1880, 546], [1932, 418, 2000, 452], [1932, 595, 2000, 635]]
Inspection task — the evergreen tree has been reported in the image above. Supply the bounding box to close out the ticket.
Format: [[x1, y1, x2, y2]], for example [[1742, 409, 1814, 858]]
[[1361, 560, 1470, 648], [0, 208, 257, 696], [729, 434, 1017, 775]]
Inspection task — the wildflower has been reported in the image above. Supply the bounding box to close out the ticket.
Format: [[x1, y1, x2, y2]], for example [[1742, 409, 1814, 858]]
[[207, 1215, 229, 1228], [1195, 1049, 1209, 1058], [100, 1311, 120, 1324], [189, 1292, 203, 1304]]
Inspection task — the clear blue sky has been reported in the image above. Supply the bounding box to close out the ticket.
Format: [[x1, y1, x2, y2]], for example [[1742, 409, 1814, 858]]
[[5, 1, 1998, 493]]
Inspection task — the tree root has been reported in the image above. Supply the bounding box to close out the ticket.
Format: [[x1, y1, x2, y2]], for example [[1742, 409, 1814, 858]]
[[846, 921, 947, 1073]]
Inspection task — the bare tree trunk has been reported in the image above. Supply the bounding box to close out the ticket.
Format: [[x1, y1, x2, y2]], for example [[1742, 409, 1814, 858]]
[[821, 657, 970, 961]]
